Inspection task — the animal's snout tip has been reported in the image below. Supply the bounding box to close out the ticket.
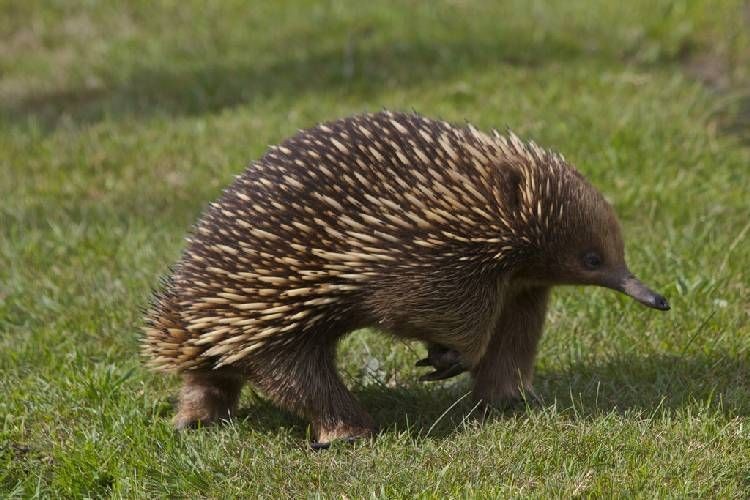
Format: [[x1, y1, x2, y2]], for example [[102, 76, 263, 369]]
[[652, 294, 670, 311]]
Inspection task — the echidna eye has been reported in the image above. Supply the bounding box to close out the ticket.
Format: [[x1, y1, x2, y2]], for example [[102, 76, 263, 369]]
[[583, 252, 602, 270]]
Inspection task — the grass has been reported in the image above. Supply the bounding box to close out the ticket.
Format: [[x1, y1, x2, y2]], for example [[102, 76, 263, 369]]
[[1, 0, 749, 496]]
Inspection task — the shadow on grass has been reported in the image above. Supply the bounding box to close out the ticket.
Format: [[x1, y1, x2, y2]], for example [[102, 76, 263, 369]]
[[2, 29, 626, 130], [536, 351, 750, 416], [231, 351, 749, 442], [717, 93, 750, 145]]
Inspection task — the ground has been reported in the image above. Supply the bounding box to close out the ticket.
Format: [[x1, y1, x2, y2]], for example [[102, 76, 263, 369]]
[[1, 0, 749, 496]]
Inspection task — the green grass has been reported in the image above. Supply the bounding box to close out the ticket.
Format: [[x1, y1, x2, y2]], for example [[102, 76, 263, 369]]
[[2, 0, 750, 496]]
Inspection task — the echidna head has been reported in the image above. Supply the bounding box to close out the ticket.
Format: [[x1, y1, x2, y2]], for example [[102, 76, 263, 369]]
[[522, 173, 670, 311]]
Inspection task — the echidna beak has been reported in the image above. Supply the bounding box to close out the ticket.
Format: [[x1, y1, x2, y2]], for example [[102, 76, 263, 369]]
[[614, 274, 670, 311]]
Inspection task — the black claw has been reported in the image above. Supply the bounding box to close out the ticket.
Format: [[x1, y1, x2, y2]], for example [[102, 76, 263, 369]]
[[419, 362, 466, 381], [310, 436, 360, 451], [416, 344, 466, 381]]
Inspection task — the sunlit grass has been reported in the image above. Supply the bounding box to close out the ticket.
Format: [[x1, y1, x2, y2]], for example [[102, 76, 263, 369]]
[[1, 0, 749, 496]]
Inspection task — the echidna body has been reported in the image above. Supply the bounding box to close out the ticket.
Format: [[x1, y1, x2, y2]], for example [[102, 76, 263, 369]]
[[144, 111, 668, 444]]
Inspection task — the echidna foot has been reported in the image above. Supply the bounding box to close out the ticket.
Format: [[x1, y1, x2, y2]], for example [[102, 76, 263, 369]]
[[473, 384, 541, 413], [173, 370, 243, 430], [309, 436, 359, 451], [172, 402, 236, 430], [312, 421, 377, 449], [416, 343, 467, 381], [173, 411, 225, 430]]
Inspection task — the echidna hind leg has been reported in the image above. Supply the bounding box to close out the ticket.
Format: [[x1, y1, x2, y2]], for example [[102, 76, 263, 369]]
[[251, 341, 377, 446], [173, 370, 244, 429], [471, 287, 550, 407]]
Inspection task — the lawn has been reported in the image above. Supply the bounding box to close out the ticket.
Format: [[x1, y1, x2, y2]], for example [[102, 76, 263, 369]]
[[1, 0, 749, 496]]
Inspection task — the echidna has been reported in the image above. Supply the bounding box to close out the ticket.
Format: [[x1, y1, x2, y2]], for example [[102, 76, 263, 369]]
[[143, 111, 669, 445]]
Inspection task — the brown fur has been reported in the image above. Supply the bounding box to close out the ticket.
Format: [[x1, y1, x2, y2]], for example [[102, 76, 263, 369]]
[[471, 285, 550, 406], [143, 111, 668, 445], [174, 369, 244, 429]]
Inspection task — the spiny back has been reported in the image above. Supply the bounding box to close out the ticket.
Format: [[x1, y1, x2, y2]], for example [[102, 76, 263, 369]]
[[143, 111, 588, 370]]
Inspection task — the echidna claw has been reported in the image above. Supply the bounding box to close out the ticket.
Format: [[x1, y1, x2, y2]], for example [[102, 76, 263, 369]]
[[415, 358, 432, 367], [310, 436, 358, 451], [419, 362, 466, 382], [416, 344, 467, 381]]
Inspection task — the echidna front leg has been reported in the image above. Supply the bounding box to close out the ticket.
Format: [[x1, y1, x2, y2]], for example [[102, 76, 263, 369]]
[[471, 286, 550, 407], [251, 341, 377, 447], [173, 369, 244, 429]]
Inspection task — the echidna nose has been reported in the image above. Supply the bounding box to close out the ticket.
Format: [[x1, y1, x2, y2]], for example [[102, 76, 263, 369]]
[[652, 294, 670, 311], [616, 275, 671, 312]]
